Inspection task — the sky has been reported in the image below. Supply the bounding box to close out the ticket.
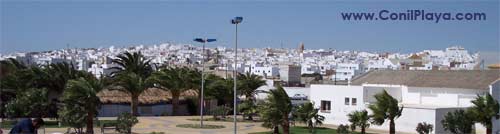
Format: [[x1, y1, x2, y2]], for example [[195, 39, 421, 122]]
[[1, 0, 499, 55]]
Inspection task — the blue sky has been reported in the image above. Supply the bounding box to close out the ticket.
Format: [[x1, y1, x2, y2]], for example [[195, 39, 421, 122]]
[[1, 0, 499, 54]]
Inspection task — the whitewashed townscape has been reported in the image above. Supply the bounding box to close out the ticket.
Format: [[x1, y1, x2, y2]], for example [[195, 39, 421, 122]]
[[0, 44, 484, 82]]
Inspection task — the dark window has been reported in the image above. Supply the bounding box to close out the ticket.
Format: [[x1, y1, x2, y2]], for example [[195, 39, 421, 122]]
[[320, 100, 331, 113], [352, 98, 357, 106], [345, 97, 350, 105]]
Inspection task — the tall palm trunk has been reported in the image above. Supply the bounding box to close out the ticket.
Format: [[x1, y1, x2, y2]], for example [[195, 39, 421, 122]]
[[389, 119, 395, 134], [86, 110, 94, 134], [131, 95, 139, 116], [172, 93, 180, 116], [273, 126, 279, 134], [282, 114, 290, 134], [361, 126, 366, 134]]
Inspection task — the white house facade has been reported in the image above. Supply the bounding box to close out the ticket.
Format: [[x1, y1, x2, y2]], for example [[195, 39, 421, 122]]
[[310, 70, 500, 134]]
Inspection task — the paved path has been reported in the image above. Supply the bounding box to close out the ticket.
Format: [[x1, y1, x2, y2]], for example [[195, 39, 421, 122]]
[[1, 116, 269, 134]]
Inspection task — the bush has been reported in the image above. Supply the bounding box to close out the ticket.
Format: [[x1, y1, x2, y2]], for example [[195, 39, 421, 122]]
[[210, 105, 231, 120], [116, 112, 139, 133], [5, 88, 49, 118], [337, 124, 350, 134], [416, 122, 433, 134], [185, 97, 198, 115], [150, 132, 165, 134]]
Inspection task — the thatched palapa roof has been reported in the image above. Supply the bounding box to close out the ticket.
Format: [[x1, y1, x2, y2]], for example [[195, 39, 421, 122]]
[[97, 88, 198, 104]]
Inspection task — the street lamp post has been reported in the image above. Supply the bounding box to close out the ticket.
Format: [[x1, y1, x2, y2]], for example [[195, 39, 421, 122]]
[[231, 16, 243, 134], [194, 38, 216, 127]]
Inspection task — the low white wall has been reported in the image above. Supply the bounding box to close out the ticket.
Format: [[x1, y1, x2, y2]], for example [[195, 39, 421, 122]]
[[404, 87, 487, 107], [491, 80, 500, 134], [310, 84, 365, 125]]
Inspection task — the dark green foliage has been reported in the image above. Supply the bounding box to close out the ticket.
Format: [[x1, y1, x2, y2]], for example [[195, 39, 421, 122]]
[[441, 109, 474, 134], [348, 110, 370, 134], [149, 66, 201, 115], [116, 112, 139, 134], [415, 122, 433, 134], [258, 85, 292, 134], [469, 94, 499, 134], [368, 90, 403, 134], [337, 124, 350, 134], [211, 105, 231, 120], [293, 102, 325, 133], [5, 88, 49, 118], [59, 76, 105, 134]]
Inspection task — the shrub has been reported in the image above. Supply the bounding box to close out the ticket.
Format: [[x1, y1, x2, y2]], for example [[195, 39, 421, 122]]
[[116, 112, 139, 133], [210, 105, 231, 120], [416, 122, 433, 134], [337, 124, 350, 134], [185, 97, 198, 115]]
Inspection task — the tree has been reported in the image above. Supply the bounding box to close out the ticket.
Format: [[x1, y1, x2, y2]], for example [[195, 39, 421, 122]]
[[59, 98, 87, 134], [348, 110, 370, 134], [111, 51, 153, 78], [149, 67, 200, 115], [368, 90, 403, 134], [258, 85, 292, 134], [112, 72, 152, 116], [238, 72, 266, 120], [238, 72, 266, 100], [469, 94, 500, 134], [415, 122, 433, 134], [205, 76, 233, 106], [294, 102, 325, 133], [441, 109, 475, 134], [5, 88, 49, 118], [62, 76, 106, 134]]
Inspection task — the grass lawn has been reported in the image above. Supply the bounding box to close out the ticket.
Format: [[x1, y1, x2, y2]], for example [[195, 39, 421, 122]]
[[249, 126, 367, 134], [176, 124, 225, 129], [0, 120, 116, 129]]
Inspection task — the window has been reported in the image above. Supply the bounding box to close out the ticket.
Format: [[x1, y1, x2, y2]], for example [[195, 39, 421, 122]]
[[345, 97, 350, 105], [320, 100, 331, 113], [352, 98, 357, 106]]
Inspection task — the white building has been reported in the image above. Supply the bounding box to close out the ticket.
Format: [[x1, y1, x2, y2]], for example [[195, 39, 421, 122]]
[[279, 64, 302, 85], [310, 70, 500, 134], [244, 64, 279, 78], [332, 63, 364, 81]]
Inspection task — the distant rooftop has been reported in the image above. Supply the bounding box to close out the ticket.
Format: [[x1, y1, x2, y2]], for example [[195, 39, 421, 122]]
[[351, 70, 500, 90]]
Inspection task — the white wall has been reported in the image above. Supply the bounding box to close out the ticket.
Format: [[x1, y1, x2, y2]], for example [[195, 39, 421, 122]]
[[404, 87, 487, 107], [491, 80, 500, 134], [310, 85, 365, 124], [368, 107, 437, 134], [362, 84, 403, 103]]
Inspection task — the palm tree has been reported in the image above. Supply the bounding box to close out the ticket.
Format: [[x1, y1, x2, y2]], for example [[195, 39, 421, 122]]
[[238, 72, 266, 100], [441, 109, 475, 134], [469, 94, 500, 134], [294, 102, 325, 133], [259, 85, 292, 134], [368, 90, 403, 134], [348, 110, 370, 134], [238, 72, 266, 120], [205, 76, 233, 106], [149, 67, 200, 115], [111, 51, 154, 116], [63, 76, 106, 134], [113, 72, 152, 116], [111, 51, 153, 78]]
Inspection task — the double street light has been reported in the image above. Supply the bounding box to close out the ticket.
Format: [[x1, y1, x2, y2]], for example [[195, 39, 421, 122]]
[[231, 16, 243, 134], [194, 38, 216, 127]]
